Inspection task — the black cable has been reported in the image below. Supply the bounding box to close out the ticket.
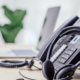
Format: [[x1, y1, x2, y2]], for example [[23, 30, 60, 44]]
[[59, 26, 80, 37], [19, 69, 36, 80], [33, 65, 41, 70], [0, 57, 41, 69], [0, 60, 28, 68], [46, 43, 53, 60], [60, 26, 80, 32], [60, 29, 80, 37], [58, 75, 73, 80], [25, 58, 42, 70], [19, 58, 42, 80]]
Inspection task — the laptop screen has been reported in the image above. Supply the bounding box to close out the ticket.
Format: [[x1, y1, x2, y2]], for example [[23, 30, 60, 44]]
[[36, 6, 60, 50]]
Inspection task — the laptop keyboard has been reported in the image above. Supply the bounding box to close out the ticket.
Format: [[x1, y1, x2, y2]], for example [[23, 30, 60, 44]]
[[12, 50, 37, 56]]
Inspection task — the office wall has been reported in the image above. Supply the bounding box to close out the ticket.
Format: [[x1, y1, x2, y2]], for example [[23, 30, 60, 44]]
[[0, 0, 80, 45]]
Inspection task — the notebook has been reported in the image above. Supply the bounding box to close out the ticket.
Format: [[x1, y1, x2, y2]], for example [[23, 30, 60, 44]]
[[0, 6, 60, 58]]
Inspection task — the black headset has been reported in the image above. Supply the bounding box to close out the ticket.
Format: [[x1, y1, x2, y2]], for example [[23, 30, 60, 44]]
[[42, 25, 80, 80]]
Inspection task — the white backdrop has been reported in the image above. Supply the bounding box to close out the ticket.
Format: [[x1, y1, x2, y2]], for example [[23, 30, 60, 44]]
[[0, 0, 80, 45]]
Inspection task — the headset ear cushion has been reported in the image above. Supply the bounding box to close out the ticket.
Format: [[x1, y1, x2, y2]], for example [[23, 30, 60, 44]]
[[42, 60, 54, 80], [55, 65, 74, 79]]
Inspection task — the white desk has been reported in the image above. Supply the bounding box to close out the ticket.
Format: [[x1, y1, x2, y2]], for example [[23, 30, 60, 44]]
[[0, 43, 79, 80]]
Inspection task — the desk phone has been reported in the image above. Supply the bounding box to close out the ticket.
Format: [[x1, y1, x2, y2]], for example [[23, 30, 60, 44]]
[[50, 34, 80, 73], [37, 16, 80, 80]]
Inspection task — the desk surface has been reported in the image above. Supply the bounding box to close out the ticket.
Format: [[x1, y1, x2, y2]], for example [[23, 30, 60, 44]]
[[0, 58, 46, 80], [0, 43, 79, 80]]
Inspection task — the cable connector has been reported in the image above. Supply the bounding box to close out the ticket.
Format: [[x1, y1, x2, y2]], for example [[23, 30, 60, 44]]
[[28, 59, 34, 68]]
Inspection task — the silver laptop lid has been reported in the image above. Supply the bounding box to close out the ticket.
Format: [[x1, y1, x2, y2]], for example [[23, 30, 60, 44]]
[[37, 6, 60, 50]]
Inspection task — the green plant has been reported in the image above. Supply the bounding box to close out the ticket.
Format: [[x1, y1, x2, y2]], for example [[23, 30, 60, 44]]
[[0, 5, 26, 43]]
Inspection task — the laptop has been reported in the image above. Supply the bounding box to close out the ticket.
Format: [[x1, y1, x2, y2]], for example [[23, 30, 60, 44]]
[[0, 6, 60, 58]]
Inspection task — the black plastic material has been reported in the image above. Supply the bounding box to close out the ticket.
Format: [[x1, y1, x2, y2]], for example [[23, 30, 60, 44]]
[[0, 60, 28, 68], [37, 16, 79, 62], [42, 60, 54, 80]]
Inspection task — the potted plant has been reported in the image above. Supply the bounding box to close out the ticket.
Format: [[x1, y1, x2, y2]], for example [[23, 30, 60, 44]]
[[0, 6, 26, 43]]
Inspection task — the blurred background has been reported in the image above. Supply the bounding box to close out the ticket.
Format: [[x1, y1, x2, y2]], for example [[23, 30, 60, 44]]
[[0, 0, 80, 46]]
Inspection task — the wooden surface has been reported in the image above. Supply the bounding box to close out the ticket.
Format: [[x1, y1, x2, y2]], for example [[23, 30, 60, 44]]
[[0, 43, 79, 80], [0, 43, 36, 49]]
